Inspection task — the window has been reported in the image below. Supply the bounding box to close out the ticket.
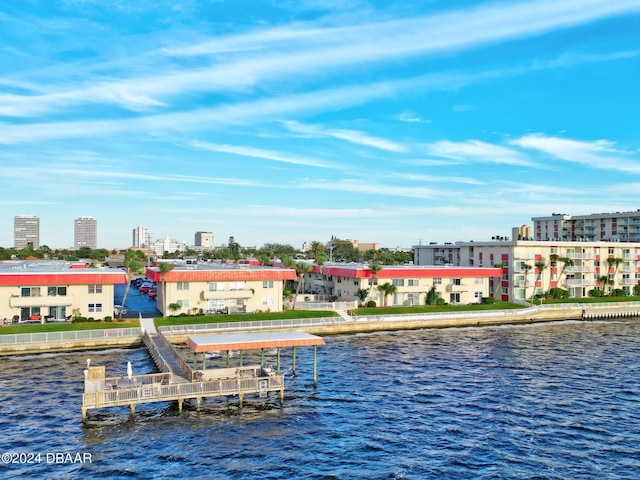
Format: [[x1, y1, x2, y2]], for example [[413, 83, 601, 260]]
[[48, 286, 67, 296], [177, 299, 189, 308], [475, 277, 483, 284], [88, 284, 102, 294], [433, 278, 442, 285], [450, 278, 462, 286], [229, 281, 245, 291], [408, 279, 419, 287], [474, 291, 483, 299], [263, 280, 274, 288], [177, 282, 189, 291], [88, 303, 103, 313], [21, 287, 41, 297], [262, 297, 274, 306], [208, 282, 224, 291], [392, 279, 405, 287]]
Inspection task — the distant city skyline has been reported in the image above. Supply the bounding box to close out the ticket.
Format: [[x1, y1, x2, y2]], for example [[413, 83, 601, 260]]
[[2, 1, 640, 249]]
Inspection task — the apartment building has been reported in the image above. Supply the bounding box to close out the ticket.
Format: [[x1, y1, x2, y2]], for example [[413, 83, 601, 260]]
[[14, 215, 40, 249], [74, 216, 98, 250], [0, 261, 125, 322], [301, 262, 501, 306], [532, 210, 640, 242], [132, 226, 150, 248], [145, 263, 296, 315], [414, 240, 640, 301]]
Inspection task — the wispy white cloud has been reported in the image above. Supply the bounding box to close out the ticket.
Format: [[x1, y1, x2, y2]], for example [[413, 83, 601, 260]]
[[296, 178, 463, 200], [394, 111, 431, 124], [282, 121, 406, 152], [511, 134, 640, 174], [189, 140, 339, 169], [3, 0, 639, 116], [426, 140, 537, 167]]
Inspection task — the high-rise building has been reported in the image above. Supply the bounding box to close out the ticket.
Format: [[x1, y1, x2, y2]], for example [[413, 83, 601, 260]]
[[195, 231, 214, 250], [14, 215, 40, 249], [532, 210, 640, 242], [133, 226, 150, 248], [74, 216, 97, 250]]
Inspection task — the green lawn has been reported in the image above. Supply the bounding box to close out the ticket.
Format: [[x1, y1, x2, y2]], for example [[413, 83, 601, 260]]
[[154, 310, 339, 327], [540, 295, 640, 304], [350, 302, 523, 316], [0, 320, 141, 335]]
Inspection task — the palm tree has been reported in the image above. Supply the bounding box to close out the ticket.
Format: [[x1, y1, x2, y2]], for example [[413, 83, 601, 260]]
[[292, 262, 312, 310], [597, 274, 611, 295], [315, 251, 329, 298], [158, 262, 175, 317], [367, 263, 383, 300], [308, 240, 325, 260], [606, 257, 624, 292], [119, 256, 143, 321], [168, 302, 181, 316], [521, 263, 532, 302], [534, 261, 547, 300], [377, 282, 397, 307], [557, 256, 574, 288]]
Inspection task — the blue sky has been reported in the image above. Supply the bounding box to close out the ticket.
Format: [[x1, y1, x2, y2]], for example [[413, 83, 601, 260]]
[[2, 0, 640, 250]]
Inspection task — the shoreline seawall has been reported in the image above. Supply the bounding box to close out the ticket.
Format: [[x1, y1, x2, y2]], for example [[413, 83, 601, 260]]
[[0, 307, 591, 356]]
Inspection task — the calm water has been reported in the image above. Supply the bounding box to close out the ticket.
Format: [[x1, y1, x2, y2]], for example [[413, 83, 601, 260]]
[[1, 319, 639, 479]]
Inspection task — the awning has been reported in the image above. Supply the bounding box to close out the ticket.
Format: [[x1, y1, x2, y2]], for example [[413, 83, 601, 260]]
[[186, 331, 325, 353]]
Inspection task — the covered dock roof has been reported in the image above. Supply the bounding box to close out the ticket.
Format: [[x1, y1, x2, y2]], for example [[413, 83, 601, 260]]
[[186, 331, 325, 353]]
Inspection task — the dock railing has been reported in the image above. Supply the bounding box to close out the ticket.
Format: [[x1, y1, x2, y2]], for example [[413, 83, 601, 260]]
[[156, 330, 196, 380], [82, 373, 284, 409], [141, 332, 172, 374], [0, 327, 142, 346]]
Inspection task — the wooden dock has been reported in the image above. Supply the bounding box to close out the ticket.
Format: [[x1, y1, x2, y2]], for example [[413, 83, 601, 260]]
[[81, 329, 324, 421]]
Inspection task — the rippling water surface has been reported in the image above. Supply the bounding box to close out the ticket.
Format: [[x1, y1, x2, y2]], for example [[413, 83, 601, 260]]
[[1, 319, 639, 479]]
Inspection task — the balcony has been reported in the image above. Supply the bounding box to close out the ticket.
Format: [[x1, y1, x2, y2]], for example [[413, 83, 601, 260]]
[[9, 295, 74, 308], [203, 290, 253, 301]]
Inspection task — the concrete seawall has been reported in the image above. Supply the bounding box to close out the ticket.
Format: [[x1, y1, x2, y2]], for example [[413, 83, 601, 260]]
[[2, 306, 637, 355], [0, 337, 142, 356], [162, 308, 587, 344]]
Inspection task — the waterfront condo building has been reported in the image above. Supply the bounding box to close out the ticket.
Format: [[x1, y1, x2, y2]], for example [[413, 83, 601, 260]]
[[414, 240, 640, 302], [298, 262, 502, 306], [144, 262, 296, 316], [74, 216, 98, 250], [14, 215, 40, 249], [132, 226, 150, 248], [532, 210, 640, 242], [0, 260, 125, 322]]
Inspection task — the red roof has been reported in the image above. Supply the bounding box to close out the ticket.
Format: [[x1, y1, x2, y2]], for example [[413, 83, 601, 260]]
[[321, 265, 502, 279], [145, 267, 296, 282]]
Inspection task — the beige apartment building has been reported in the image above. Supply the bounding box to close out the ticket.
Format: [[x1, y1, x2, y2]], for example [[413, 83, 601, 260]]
[[414, 240, 640, 302], [0, 261, 125, 322], [145, 263, 297, 315], [301, 262, 501, 306]]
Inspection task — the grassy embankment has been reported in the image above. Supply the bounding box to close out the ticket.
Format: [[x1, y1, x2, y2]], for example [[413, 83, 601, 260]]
[[154, 310, 339, 328], [0, 319, 141, 335]]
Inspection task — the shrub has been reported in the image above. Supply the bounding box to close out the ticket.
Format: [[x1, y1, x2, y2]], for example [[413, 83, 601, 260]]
[[104, 317, 113, 322], [588, 289, 604, 297], [634, 284, 640, 296], [482, 297, 496, 305], [612, 288, 627, 297], [366, 300, 377, 308]]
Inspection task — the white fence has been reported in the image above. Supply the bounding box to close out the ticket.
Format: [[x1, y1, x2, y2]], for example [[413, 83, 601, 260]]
[[0, 328, 142, 346]]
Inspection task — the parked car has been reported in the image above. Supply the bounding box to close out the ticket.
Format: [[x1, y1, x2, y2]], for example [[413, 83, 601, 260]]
[[138, 282, 154, 294], [148, 288, 158, 299]]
